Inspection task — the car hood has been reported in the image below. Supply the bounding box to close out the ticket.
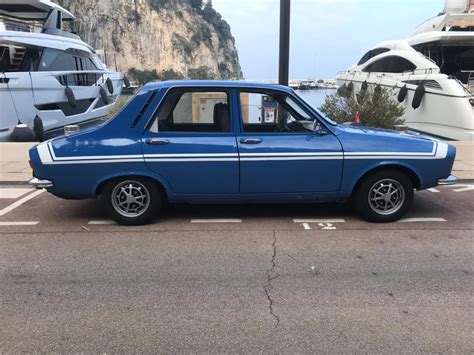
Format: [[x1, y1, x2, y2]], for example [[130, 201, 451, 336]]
[[336, 123, 448, 157], [338, 124, 434, 142]]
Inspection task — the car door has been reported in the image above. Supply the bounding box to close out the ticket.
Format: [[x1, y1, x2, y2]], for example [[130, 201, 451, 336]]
[[142, 88, 239, 194], [237, 90, 343, 193]]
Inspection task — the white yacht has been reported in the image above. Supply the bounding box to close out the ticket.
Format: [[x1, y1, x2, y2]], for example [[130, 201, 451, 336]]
[[0, 0, 125, 141], [337, 0, 474, 141]]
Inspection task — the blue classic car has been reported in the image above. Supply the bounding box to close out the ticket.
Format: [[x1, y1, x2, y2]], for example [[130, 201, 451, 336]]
[[29, 81, 457, 225]]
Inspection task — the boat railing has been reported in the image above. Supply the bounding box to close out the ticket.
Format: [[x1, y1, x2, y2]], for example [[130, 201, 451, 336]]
[[337, 67, 441, 78], [53, 70, 118, 87], [468, 72, 474, 94], [0, 15, 43, 33]]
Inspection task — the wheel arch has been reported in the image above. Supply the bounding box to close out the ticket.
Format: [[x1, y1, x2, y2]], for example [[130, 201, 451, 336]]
[[94, 171, 171, 197], [350, 163, 422, 198]]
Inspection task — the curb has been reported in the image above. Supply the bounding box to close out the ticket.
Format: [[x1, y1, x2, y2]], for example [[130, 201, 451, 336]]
[[0, 181, 32, 186]]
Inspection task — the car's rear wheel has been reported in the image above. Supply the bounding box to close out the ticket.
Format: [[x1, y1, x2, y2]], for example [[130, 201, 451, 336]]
[[102, 177, 162, 225], [353, 170, 414, 223]]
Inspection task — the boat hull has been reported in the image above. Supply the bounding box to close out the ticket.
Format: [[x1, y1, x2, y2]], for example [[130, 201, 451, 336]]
[[0, 71, 123, 141], [336, 73, 474, 141]]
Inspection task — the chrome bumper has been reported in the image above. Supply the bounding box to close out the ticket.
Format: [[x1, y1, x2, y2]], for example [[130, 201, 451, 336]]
[[437, 175, 458, 186], [29, 178, 53, 189]]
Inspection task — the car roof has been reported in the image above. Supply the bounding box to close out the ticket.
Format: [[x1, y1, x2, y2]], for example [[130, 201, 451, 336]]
[[142, 80, 294, 93]]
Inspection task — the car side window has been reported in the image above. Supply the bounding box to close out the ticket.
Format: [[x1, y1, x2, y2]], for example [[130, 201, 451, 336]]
[[240, 92, 319, 134], [149, 90, 231, 133]]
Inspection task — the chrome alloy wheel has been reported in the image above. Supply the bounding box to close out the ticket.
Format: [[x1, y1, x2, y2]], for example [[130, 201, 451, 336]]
[[111, 180, 151, 218], [368, 179, 405, 216]]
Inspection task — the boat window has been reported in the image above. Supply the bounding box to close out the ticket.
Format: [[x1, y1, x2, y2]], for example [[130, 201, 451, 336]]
[[38, 48, 99, 72], [0, 45, 39, 72], [357, 48, 390, 65], [389, 57, 417, 73], [0, 46, 11, 72], [363, 56, 416, 73], [39, 48, 76, 71], [18, 48, 42, 71]]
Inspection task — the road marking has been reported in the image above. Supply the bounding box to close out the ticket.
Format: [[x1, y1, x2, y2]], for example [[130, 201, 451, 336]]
[[318, 222, 337, 230], [293, 219, 346, 223], [0, 221, 39, 226], [88, 220, 117, 225], [453, 185, 474, 193], [427, 188, 440, 193], [0, 189, 45, 217], [302, 223, 311, 230], [398, 217, 446, 223], [0, 188, 34, 199], [190, 219, 242, 223]]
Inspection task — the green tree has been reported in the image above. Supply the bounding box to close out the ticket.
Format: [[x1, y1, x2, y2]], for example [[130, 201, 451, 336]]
[[319, 86, 405, 129]]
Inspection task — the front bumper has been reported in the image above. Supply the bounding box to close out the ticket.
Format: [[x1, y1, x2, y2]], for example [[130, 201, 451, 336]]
[[29, 178, 53, 189], [437, 175, 458, 186]]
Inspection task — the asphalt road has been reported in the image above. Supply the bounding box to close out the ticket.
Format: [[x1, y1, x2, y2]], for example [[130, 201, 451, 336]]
[[1, 185, 473, 353]]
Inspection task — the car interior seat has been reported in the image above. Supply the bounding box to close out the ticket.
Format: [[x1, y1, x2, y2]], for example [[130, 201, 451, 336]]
[[213, 103, 230, 132]]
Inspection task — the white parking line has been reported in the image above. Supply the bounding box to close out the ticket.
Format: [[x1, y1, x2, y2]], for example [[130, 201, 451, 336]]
[[190, 219, 242, 223], [293, 219, 346, 224], [0, 189, 45, 217], [453, 185, 474, 193], [0, 188, 34, 199], [427, 188, 440, 193], [88, 220, 117, 225], [398, 217, 446, 223], [0, 221, 39, 226]]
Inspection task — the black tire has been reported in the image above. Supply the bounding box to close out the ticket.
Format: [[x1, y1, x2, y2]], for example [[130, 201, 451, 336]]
[[353, 170, 414, 223], [101, 177, 163, 226]]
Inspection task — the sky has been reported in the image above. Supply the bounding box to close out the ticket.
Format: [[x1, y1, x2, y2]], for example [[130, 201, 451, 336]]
[[212, 0, 445, 80]]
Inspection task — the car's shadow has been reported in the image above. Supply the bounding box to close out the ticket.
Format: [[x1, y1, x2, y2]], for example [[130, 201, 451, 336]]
[[162, 202, 355, 219], [69, 192, 443, 222]]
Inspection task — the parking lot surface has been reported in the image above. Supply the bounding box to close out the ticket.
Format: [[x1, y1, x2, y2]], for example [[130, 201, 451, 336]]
[[1, 185, 473, 352]]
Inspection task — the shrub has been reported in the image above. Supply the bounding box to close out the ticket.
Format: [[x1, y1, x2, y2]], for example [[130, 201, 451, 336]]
[[128, 68, 184, 84], [319, 86, 405, 129]]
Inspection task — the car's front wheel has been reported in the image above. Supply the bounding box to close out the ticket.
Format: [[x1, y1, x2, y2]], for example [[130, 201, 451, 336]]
[[353, 170, 414, 223], [102, 177, 162, 225]]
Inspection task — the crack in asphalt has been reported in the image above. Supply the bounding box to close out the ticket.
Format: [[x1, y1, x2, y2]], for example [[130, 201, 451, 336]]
[[263, 231, 281, 329]]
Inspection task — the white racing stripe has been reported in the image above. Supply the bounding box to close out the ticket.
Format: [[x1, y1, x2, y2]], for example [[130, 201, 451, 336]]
[[398, 217, 447, 223], [0, 189, 45, 217], [37, 140, 446, 165], [190, 219, 242, 223], [241, 157, 344, 161], [0, 221, 39, 226], [146, 158, 239, 162]]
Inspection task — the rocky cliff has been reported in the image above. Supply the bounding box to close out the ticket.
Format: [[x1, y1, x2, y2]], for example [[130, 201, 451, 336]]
[[57, 0, 242, 81]]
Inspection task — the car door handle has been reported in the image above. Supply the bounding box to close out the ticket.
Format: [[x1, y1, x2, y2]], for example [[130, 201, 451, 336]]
[[240, 138, 263, 145], [145, 139, 169, 146]]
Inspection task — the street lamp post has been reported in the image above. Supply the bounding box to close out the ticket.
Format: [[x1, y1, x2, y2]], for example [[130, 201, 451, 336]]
[[279, 0, 291, 86]]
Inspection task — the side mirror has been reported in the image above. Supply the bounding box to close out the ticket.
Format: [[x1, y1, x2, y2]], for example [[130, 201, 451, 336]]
[[316, 128, 330, 136]]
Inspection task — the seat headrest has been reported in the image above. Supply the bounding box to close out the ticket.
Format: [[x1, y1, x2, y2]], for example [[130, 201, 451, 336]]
[[213, 103, 230, 132]]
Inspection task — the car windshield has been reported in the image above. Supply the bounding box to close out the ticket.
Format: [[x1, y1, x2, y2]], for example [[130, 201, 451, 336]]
[[292, 90, 338, 126]]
